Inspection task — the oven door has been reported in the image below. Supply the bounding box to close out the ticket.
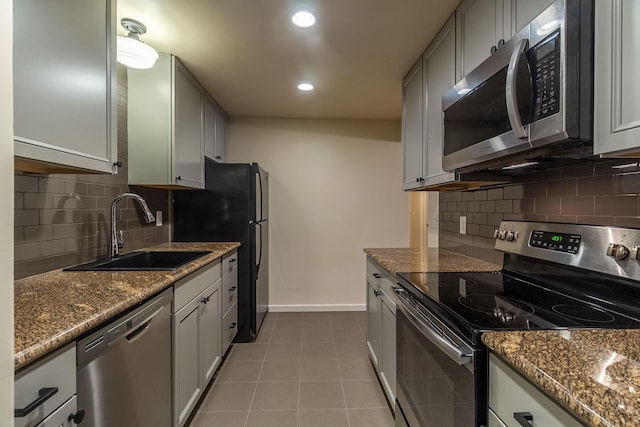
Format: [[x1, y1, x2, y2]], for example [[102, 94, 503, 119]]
[[395, 289, 487, 427]]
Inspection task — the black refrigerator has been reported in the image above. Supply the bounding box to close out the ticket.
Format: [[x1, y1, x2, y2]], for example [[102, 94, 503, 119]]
[[173, 159, 269, 342]]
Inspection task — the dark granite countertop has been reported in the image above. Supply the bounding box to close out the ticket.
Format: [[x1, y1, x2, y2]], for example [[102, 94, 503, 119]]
[[364, 247, 501, 274], [483, 329, 640, 427], [14, 242, 239, 370]]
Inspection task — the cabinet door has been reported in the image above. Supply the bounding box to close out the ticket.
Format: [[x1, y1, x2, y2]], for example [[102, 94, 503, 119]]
[[222, 302, 238, 354], [457, 0, 509, 78], [512, 0, 555, 33], [174, 297, 202, 427], [366, 279, 382, 369], [204, 95, 217, 161], [402, 59, 425, 190], [214, 107, 228, 163], [201, 282, 221, 385], [380, 298, 396, 405], [423, 15, 456, 185], [13, 0, 117, 174], [174, 62, 205, 188], [594, 0, 640, 157]]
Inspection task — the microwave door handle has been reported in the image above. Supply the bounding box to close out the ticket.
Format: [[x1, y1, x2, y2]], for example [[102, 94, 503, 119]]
[[505, 38, 529, 140]]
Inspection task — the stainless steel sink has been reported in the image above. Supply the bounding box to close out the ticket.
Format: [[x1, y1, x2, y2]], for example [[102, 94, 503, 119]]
[[64, 251, 212, 271]]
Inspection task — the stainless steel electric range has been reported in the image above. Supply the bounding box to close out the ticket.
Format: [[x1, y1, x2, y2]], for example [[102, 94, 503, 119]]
[[394, 221, 640, 427]]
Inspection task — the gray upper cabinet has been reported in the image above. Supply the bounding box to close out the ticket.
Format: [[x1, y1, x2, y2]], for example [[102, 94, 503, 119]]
[[594, 0, 640, 157], [204, 95, 228, 163], [511, 0, 556, 33], [423, 15, 457, 186], [402, 59, 425, 190], [13, 0, 117, 174], [456, 0, 512, 78], [128, 54, 205, 189]]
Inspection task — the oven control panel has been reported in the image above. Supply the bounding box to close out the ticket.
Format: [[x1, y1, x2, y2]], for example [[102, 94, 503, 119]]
[[529, 230, 581, 254]]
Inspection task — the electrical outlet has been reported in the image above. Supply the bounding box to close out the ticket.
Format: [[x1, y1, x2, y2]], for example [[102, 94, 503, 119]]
[[460, 216, 467, 234], [156, 211, 163, 226]]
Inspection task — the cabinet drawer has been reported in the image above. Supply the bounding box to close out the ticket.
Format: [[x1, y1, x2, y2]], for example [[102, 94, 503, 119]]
[[174, 260, 221, 312], [222, 302, 238, 354], [489, 354, 583, 427], [366, 259, 384, 285], [37, 396, 76, 427], [15, 343, 76, 427], [367, 259, 399, 310], [222, 266, 238, 316], [222, 251, 238, 275]]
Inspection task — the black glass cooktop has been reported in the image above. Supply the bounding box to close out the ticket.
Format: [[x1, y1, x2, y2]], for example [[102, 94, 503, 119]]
[[397, 270, 640, 343]]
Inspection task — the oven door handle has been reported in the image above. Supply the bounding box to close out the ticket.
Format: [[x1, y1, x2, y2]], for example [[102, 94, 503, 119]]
[[395, 289, 473, 367]]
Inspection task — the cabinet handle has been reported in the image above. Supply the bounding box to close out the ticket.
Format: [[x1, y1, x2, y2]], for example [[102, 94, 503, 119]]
[[229, 286, 237, 291], [374, 290, 381, 297], [14, 387, 58, 417], [68, 409, 86, 424], [229, 258, 236, 263], [201, 296, 210, 304], [513, 412, 534, 427], [372, 273, 382, 279], [113, 161, 122, 168], [215, 155, 222, 160], [229, 322, 237, 329], [175, 176, 182, 181], [498, 38, 505, 48]]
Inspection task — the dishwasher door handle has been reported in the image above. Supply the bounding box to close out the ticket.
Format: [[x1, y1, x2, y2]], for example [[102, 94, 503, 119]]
[[125, 319, 152, 343]]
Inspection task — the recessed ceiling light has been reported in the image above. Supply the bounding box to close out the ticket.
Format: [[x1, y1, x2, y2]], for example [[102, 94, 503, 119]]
[[291, 11, 316, 28], [297, 82, 315, 92]]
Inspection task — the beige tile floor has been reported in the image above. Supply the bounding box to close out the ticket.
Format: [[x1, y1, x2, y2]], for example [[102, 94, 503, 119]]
[[190, 311, 395, 427]]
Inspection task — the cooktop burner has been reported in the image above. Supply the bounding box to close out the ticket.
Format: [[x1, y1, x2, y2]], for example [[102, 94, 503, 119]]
[[551, 304, 615, 323]]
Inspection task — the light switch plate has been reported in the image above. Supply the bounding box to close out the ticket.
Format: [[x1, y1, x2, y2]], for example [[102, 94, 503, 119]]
[[460, 216, 467, 234], [156, 211, 163, 226]]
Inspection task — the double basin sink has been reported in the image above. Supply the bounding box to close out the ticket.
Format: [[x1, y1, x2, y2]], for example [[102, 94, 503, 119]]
[[64, 250, 212, 271]]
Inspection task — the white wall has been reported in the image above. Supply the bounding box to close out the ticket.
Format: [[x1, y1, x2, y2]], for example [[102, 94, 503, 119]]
[[228, 118, 408, 310], [0, 0, 14, 423]]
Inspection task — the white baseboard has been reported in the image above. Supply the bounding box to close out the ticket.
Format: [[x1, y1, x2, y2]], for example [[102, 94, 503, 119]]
[[269, 304, 366, 312]]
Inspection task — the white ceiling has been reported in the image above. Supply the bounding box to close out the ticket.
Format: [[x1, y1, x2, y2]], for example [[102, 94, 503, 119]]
[[117, 0, 459, 120]]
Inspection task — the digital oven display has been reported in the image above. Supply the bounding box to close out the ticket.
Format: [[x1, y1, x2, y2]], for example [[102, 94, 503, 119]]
[[529, 230, 581, 254]]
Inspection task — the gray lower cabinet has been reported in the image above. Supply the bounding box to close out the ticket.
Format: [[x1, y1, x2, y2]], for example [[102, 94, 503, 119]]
[[13, 0, 117, 174], [489, 354, 583, 427], [221, 251, 239, 354], [173, 261, 222, 427], [14, 343, 78, 427], [594, 0, 640, 157], [366, 258, 397, 409]]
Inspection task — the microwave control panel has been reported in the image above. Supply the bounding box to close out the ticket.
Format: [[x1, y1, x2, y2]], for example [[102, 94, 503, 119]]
[[531, 31, 560, 121]]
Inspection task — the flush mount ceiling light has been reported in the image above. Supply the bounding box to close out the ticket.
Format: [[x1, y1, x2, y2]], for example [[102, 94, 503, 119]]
[[117, 18, 159, 69], [297, 82, 315, 92], [291, 11, 316, 28]]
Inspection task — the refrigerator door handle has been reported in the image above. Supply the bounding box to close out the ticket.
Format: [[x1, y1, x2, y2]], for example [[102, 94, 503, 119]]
[[257, 169, 263, 222], [256, 222, 263, 275]]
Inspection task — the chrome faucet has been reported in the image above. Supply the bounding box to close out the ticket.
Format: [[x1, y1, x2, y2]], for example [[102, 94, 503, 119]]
[[111, 193, 155, 258]]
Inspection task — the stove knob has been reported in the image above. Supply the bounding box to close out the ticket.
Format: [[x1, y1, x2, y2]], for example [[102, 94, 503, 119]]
[[505, 231, 517, 242], [606, 243, 629, 260], [630, 246, 640, 262], [498, 230, 507, 240], [493, 229, 500, 239]]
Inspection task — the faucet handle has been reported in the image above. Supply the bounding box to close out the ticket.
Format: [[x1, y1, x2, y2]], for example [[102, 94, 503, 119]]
[[117, 230, 124, 249]]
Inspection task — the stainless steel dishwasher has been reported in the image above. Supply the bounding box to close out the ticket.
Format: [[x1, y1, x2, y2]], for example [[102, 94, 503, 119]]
[[77, 287, 173, 427]]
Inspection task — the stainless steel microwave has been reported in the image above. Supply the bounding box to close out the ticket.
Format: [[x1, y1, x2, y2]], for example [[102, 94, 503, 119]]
[[442, 0, 594, 173]]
